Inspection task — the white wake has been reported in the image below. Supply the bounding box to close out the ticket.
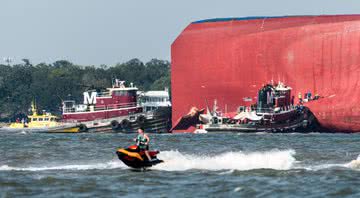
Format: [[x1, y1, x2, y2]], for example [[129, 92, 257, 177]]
[[345, 155, 360, 170], [5, 150, 357, 172], [152, 150, 296, 171], [300, 155, 360, 171], [0, 160, 125, 171]]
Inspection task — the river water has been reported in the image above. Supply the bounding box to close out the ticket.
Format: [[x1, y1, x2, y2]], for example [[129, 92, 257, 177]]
[[0, 131, 359, 197]]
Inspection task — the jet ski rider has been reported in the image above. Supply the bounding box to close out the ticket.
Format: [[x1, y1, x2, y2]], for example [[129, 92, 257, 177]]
[[134, 127, 152, 161]]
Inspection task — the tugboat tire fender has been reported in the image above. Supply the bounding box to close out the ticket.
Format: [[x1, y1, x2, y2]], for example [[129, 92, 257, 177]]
[[121, 119, 131, 129], [79, 124, 88, 132], [111, 120, 120, 130], [137, 115, 146, 125]]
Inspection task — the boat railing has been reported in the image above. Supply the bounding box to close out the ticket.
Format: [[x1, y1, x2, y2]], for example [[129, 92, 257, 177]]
[[94, 105, 106, 111], [144, 110, 155, 119], [141, 101, 172, 108], [102, 102, 138, 110], [256, 108, 275, 114], [63, 107, 76, 113], [256, 105, 295, 114], [63, 102, 139, 113]]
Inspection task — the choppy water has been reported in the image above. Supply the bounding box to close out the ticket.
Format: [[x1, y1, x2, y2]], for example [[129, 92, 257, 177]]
[[0, 131, 360, 197]]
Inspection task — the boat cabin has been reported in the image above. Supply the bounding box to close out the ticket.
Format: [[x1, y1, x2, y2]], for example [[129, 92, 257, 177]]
[[62, 80, 139, 113], [257, 81, 292, 114], [140, 88, 171, 112]]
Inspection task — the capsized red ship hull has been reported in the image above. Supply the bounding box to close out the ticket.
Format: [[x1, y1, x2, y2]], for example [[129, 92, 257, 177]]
[[171, 15, 360, 132]]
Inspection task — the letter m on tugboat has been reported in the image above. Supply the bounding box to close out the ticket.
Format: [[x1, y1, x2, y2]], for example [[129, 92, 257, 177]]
[[83, 92, 97, 105]]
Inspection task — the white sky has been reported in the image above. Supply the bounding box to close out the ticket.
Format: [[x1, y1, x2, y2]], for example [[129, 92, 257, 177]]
[[0, 0, 359, 66]]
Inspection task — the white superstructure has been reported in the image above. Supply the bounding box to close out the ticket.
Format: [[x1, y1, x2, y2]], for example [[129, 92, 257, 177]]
[[140, 88, 171, 112]]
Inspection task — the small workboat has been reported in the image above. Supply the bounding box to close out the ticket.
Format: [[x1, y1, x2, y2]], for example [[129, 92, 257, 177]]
[[5, 101, 79, 133]]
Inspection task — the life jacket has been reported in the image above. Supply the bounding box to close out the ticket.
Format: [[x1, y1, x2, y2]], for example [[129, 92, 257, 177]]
[[136, 134, 148, 148]]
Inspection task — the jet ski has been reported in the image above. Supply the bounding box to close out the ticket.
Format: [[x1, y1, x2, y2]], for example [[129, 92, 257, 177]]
[[116, 145, 164, 168]]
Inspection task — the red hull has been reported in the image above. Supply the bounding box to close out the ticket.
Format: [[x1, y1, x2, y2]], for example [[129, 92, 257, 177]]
[[171, 15, 360, 132]]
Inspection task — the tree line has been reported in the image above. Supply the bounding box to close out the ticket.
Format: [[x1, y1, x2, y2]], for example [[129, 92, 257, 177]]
[[0, 58, 170, 121]]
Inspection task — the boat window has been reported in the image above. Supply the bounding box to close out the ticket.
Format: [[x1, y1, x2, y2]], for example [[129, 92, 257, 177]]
[[114, 90, 128, 96], [44, 118, 49, 121], [149, 97, 159, 102], [50, 118, 55, 121], [38, 118, 43, 121], [128, 90, 136, 97], [64, 101, 75, 108], [32, 118, 38, 121]]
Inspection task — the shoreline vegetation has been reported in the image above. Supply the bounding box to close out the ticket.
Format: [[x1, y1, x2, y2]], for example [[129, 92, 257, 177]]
[[0, 58, 170, 122]]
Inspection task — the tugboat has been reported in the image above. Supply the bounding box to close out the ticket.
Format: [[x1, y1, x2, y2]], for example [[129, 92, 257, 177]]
[[6, 101, 78, 132], [172, 81, 318, 133], [61, 79, 171, 133], [138, 88, 172, 133]]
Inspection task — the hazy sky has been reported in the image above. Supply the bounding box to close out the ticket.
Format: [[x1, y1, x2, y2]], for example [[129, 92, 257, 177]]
[[0, 0, 359, 66]]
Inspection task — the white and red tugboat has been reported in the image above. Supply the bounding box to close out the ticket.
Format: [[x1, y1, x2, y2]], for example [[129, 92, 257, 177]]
[[171, 81, 318, 133], [62, 79, 171, 133]]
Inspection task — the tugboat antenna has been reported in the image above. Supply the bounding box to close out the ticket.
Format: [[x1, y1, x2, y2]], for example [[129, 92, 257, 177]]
[[204, 99, 212, 116]]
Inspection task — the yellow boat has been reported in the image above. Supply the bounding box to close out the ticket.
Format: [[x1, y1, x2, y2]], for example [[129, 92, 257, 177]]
[[8, 101, 79, 133], [47, 126, 80, 133]]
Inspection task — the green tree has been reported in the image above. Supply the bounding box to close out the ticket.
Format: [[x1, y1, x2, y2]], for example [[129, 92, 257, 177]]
[[0, 58, 171, 121]]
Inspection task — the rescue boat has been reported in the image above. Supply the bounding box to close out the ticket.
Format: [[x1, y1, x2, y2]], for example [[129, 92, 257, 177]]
[[6, 101, 79, 132]]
